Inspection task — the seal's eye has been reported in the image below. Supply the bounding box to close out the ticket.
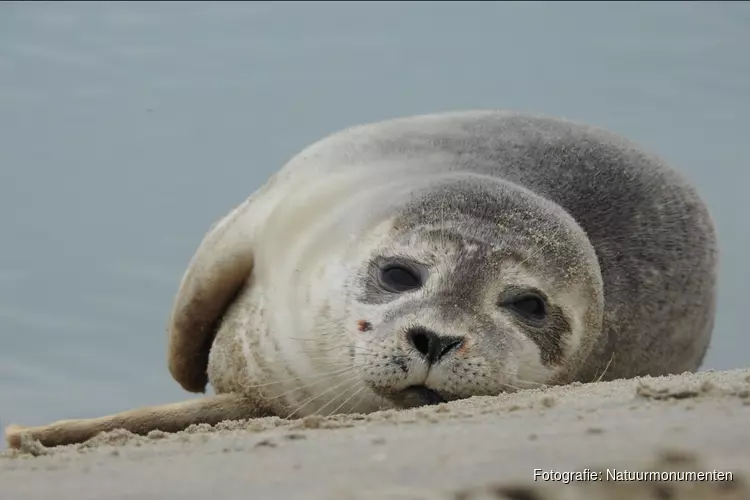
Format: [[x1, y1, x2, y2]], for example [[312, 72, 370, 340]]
[[505, 294, 547, 321], [379, 264, 422, 292]]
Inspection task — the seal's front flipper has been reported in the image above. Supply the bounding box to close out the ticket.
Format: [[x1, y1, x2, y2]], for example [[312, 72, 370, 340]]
[[4, 393, 260, 449], [168, 198, 257, 394]]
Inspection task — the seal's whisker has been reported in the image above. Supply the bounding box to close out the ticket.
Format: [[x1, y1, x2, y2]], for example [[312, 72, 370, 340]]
[[296, 340, 411, 361], [593, 352, 616, 383], [378, 394, 389, 412], [257, 368, 358, 403], [317, 380, 368, 417], [349, 385, 376, 414], [325, 384, 368, 417], [504, 377, 548, 389], [243, 365, 354, 393], [300, 352, 395, 363], [503, 381, 542, 392], [296, 340, 390, 357], [285, 372, 365, 420]]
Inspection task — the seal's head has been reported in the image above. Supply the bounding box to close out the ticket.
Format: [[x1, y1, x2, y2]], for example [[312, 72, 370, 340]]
[[342, 175, 604, 408], [168, 168, 605, 416]]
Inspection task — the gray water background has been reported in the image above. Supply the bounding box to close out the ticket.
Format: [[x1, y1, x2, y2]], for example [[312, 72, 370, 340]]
[[1, 1, 748, 431]]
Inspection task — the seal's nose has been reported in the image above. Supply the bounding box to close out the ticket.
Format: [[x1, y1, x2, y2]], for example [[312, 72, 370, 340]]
[[406, 327, 464, 366]]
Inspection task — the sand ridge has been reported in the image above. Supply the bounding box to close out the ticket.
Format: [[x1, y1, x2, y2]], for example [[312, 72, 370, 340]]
[[2, 368, 749, 499]]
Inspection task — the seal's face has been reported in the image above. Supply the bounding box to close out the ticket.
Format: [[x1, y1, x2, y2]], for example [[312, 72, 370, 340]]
[[344, 180, 604, 409]]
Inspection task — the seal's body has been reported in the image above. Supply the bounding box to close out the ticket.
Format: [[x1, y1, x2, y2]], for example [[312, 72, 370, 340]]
[[173, 110, 717, 417], [6, 111, 717, 448]]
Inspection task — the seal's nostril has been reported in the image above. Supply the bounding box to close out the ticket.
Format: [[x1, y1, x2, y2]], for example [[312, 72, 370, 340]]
[[409, 328, 432, 357], [406, 327, 463, 365], [439, 338, 463, 359]]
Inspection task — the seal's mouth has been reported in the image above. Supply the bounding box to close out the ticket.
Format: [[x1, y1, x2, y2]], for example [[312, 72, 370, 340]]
[[388, 385, 446, 408]]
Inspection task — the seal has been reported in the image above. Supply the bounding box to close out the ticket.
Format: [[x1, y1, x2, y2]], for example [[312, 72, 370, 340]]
[[5, 110, 718, 449]]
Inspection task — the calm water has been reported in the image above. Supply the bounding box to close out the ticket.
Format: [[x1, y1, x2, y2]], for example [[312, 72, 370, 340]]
[[1, 1, 748, 432]]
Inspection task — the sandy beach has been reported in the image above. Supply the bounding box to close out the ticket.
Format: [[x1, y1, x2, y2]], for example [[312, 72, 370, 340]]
[[3, 368, 749, 500]]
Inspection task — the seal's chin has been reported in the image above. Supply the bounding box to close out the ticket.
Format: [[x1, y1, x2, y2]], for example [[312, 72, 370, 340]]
[[387, 385, 447, 408]]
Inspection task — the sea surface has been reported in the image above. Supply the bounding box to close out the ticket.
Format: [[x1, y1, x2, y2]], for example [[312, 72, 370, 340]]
[[1, 1, 748, 433]]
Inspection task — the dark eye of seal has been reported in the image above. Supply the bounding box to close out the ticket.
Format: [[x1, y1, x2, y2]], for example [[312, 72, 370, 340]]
[[504, 294, 547, 321], [379, 264, 422, 292]]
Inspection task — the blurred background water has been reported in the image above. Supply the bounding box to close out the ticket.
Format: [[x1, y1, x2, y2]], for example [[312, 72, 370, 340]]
[[1, 1, 748, 434]]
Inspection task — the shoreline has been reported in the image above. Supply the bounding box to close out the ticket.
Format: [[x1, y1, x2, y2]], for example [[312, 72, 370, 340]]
[[3, 368, 749, 499]]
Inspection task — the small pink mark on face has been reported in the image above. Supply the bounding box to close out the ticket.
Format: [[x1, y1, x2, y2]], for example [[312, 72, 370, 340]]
[[357, 320, 372, 332], [456, 340, 469, 355]]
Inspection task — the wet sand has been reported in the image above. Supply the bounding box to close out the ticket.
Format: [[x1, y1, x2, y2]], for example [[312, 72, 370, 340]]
[[3, 368, 749, 500]]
